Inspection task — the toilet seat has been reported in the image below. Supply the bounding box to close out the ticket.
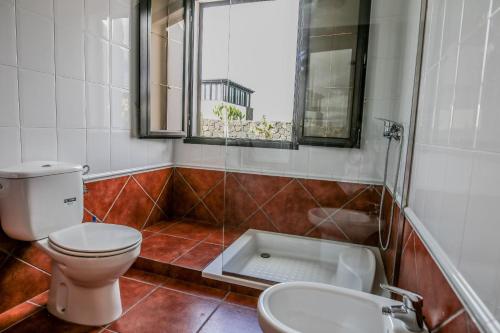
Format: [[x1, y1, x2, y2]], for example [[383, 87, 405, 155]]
[[48, 223, 142, 258]]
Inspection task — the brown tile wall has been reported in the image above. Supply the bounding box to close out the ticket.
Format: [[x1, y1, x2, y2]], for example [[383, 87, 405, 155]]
[[6, 165, 477, 333], [171, 167, 382, 246], [0, 166, 174, 329], [397, 219, 480, 333]]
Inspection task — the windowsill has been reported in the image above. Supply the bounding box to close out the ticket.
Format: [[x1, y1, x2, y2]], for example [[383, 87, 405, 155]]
[[183, 137, 297, 150]]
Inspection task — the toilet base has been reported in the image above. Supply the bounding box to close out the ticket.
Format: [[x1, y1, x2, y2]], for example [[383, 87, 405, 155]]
[[47, 264, 123, 326]]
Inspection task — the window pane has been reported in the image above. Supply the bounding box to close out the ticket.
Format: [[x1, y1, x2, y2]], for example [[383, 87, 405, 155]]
[[149, 0, 184, 132], [303, 0, 360, 139], [193, 0, 299, 141]]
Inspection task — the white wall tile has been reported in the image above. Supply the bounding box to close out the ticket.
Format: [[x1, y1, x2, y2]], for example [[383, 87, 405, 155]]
[[55, 25, 85, 80], [57, 128, 86, 164], [0, 2, 17, 66], [461, 0, 491, 39], [85, 82, 110, 128], [110, 87, 130, 129], [129, 137, 149, 168], [16, 8, 55, 73], [85, 0, 109, 40], [0, 127, 21, 167], [201, 144, 225, 168], [18, 69, 56, 128], [476, 13, 500, 153], [111, 44, 129, 89], [110, 0, 130, 48], [410, 0, 500, 322], [0, 65, 19, 127], [308, 147, 334, 179], [286, 146, 309, 177], [85, 34, 109, 84], [459, 152, 500, 311], [449, 25, 486, 149], [0, 0, 171, 175], [147, 139, 171, 165], [54, 0, 83, 28], [86, 129, 110, 173], [110, 129, 131, 170], [56, 76, 85, 129], [17, 0, 53, 18], [21, 127, 57, 161]]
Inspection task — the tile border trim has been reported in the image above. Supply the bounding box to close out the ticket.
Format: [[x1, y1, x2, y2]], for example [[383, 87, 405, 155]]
[[404, 208, 500, 333], [83, 162, 174, 182]]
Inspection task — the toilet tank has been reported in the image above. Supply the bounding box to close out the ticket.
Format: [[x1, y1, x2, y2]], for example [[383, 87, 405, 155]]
[[0, 162, 84, 241]]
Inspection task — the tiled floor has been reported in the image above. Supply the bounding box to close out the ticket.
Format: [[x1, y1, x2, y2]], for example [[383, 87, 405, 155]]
[[1, 269, 262, 333], [138, 220, 246, 272]]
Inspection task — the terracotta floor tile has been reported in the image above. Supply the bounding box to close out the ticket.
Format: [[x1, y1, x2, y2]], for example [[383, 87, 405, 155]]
[[224, 292, 258, 309], [141, 230, 155, 240], [173, 242, 222, 270], [160, 278, 227, 300], [3, 309, 100, 333], [119, 277, 156, 311], [204, 227, 246, 245], [159, 221, 219, 241], [199, 303, 262, 333], [29, 290, 49, 306], [0, 302, 41, 331], [109, 287, 219, 333], [143, 220, 177, 233], [140, 234, 199, 263], [14, 243, 52, 273], [123, 268, 170, 286], [0, 257, 50, 313]]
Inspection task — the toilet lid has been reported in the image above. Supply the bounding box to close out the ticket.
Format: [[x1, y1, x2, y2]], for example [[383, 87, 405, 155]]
[[48, 223, 142, 253]]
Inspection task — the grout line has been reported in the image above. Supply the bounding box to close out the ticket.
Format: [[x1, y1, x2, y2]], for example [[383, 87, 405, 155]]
[[101, 175, 131, 221], [13, 256, 51, 276], [175, 170, 204, 218], [302, 185, 373, 240], [152, 171, 174, 216], [0, 305, 45, 333], [102, 285, 161, 330], [402, 229, 414, 254], [158, 280, 229, 304], [121, 274, 159, 287], [13, 1, 23, 163], [51, 0, 59, 161], [233, 173, 292, 231], [194, 292, 230, 333], [431, 308, 465, 333]]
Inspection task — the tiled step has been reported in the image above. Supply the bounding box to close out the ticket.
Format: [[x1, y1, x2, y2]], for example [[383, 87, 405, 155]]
[[133, 220, 262, 297]]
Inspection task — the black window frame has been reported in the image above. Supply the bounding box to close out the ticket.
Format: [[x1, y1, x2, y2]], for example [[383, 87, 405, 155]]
[[182, 0, 371, 149], [138, 0, 190, 139]]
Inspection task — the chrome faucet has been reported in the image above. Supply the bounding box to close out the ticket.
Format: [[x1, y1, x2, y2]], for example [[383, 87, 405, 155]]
[[380, 284, 424, 332]]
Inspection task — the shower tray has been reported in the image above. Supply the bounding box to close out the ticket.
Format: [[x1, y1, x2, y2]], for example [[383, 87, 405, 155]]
[[203, 229, 388, 295]]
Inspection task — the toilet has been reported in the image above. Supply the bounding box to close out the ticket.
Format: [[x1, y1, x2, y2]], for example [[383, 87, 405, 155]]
[[0, 162, 142, 326]]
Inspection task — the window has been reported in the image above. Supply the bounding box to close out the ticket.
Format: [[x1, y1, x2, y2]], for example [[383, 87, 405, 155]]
[[184, 0, 370, 148]]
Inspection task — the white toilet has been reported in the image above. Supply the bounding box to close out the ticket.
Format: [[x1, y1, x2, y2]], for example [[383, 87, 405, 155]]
[[0, 162, 142, 326]]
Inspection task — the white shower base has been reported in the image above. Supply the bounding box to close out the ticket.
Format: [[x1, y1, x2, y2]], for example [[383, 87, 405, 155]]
[[203, 229, 388, 295]]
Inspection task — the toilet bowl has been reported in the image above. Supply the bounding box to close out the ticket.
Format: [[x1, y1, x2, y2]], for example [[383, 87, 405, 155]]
[[38, 223, 141, 326], [0, 162, 142, 326]]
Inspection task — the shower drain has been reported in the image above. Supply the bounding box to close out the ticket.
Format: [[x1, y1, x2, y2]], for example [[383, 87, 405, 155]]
[[260, 253, 271, 259]]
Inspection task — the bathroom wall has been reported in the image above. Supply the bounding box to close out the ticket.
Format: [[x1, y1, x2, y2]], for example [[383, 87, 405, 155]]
[[170, 167, 381, 246], [0, 0, 174, 175], [0, 166, 173, 328], [408, 0, 500, 327], [397, 219, 480, 333], [174, 0, 421, 193]]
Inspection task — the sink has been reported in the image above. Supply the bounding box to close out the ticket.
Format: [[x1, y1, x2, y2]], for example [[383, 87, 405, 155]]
[[258, 282, 419, 333]]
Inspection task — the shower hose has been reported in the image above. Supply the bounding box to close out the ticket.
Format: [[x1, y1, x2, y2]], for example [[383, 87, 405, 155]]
[[378, 129, 404, 251]]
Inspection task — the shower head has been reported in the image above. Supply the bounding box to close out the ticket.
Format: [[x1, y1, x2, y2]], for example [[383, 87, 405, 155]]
[[375, 117, 404, 140]]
